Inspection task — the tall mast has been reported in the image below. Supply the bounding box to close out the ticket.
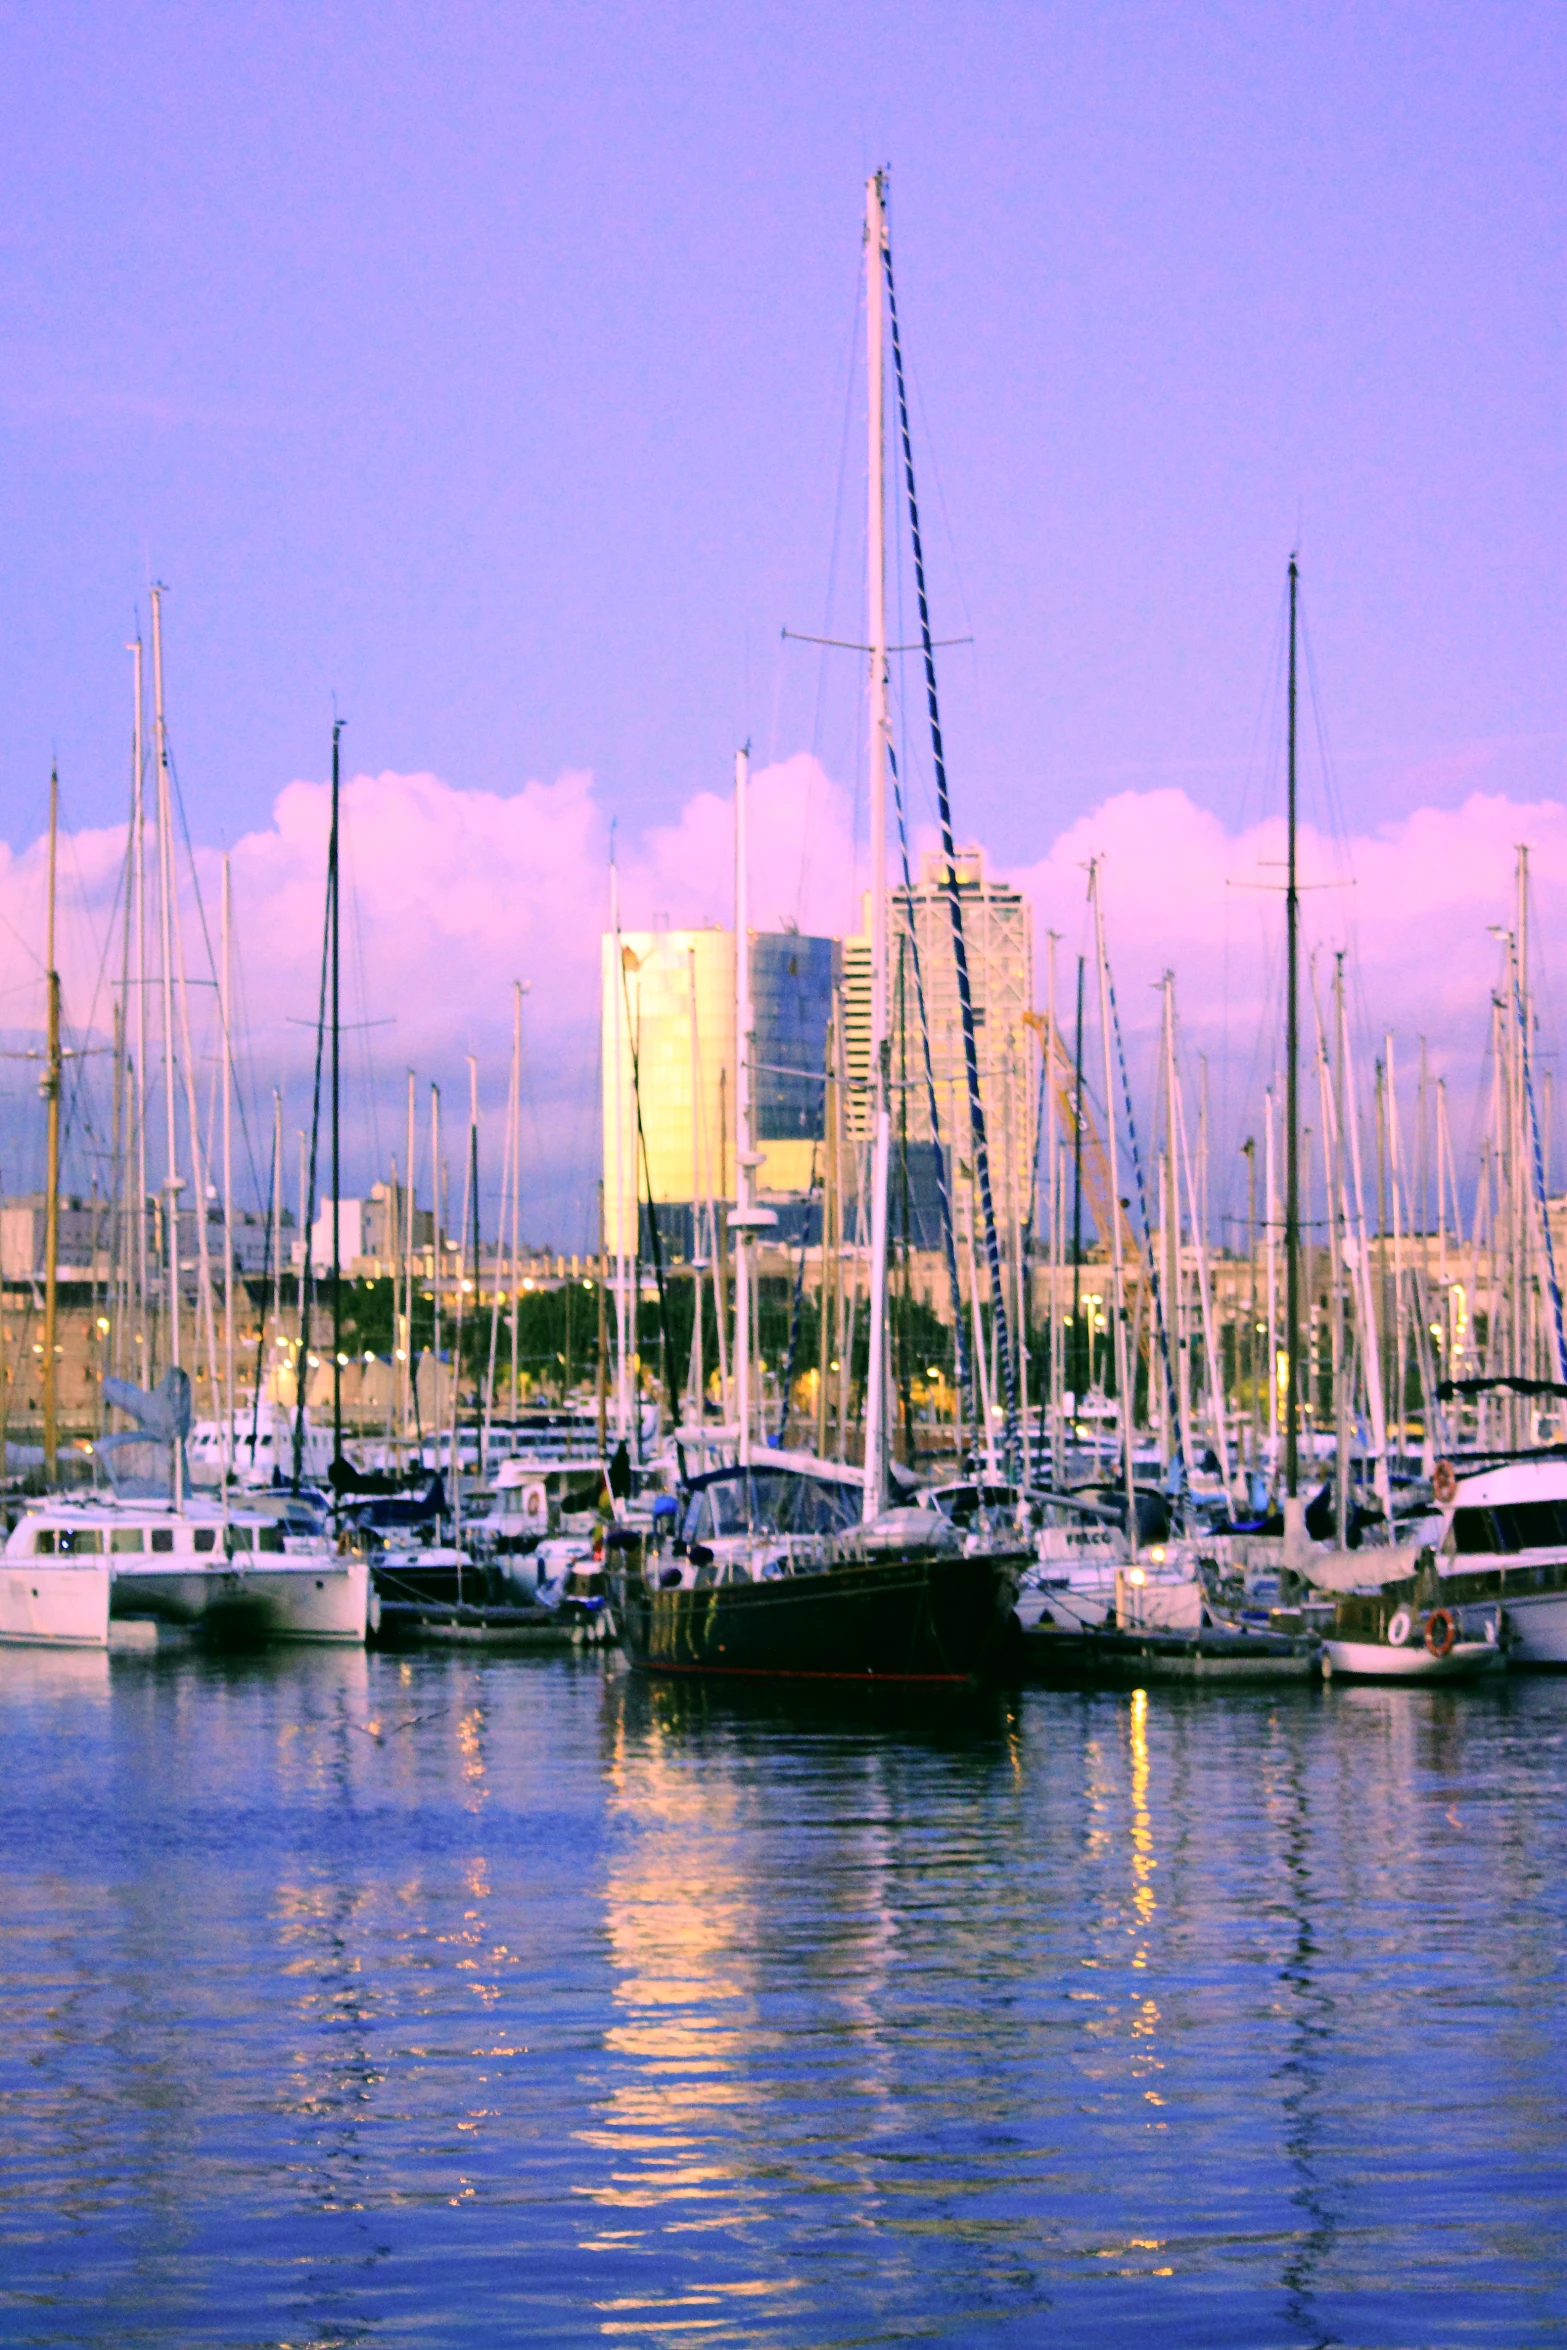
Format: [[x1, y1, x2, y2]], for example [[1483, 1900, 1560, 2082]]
[[329, 716, 343, 1474], [861, 166, 892, 1518], [687, 946, 705, 1431], [221, 854, 235, 1484], [1284, 555, 1301, 1501], [511, 982, 523, 1421], [42, 763, 61, 1483], [1332, 953, 1349, 1544], [467, 1053, 480, 1480], [150, 586, 184, 1505], [129, 635, 149, 1384], [733, 746, 753, 1467], [270, 1090, 282, 1418], [430, 1083, 441, 1442], [1090, 862, 1137, 1557], [609, 838, 630, 1443], [404, 1070, 416, 1449]]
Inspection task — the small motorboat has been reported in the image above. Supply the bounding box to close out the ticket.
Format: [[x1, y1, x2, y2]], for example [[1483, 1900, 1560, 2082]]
[[1322, 1592, 1506, 1681]]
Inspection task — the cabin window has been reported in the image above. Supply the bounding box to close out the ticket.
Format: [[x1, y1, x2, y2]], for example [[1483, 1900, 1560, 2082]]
[[193, 1528, 216, 1553], [150, 1528, 174, 1554], [226, 1526, 254, 1554], [1454, 1500, 1567, 1555], [33, 1529, 55, 1554], [257, 1527, 285, 1554], [708, 1482, 749, 1535], [59, 1529, 102, 1555], [111, 1529, 144, 1554]]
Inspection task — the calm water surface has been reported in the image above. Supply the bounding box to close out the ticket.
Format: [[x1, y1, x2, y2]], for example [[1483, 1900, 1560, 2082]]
[[0, 1647, 1563, 2348]]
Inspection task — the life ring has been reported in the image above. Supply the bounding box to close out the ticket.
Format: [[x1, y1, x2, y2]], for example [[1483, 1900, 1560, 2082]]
[[1432, 1460, 1457, 1506], [1425, 1607, 1457, 1659], [524, 1487, 544, 1520], [1387, 1608, 1412, 1648]]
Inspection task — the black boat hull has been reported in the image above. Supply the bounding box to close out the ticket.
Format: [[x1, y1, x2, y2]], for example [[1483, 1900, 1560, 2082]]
[[611, 1548, 1023, 1682]]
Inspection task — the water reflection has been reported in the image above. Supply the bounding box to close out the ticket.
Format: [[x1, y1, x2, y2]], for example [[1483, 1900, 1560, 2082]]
[[0, 1655, 1564, 2344]]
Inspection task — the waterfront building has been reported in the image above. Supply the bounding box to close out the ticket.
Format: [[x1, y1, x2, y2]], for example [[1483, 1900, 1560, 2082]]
[[600, 924, 838, 1260], [841, 848, 1035, 1256]]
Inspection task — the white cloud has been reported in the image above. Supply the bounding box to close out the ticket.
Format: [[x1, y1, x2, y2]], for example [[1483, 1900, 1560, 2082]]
[[0, 756, 1558, 1240]]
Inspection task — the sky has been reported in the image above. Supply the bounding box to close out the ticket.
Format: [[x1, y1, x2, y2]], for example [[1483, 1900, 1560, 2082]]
[[0, 3, 1563, 1245]]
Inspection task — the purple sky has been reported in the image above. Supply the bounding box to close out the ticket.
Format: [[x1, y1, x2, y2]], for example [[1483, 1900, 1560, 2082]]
[[1, 4, 1563, 1243]]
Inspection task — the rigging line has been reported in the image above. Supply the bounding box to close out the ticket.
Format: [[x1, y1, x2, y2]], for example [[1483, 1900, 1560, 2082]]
[[617, 949, 685, 1471], [1515, 965, 1567, 1384], [775, 1153, 819, 1443], [163, 741, 269, 1215], [1103, 935, 1182, 1476], [785, 629, 974, 653], [883, 213, 1019, 1479], [293, 786, 334, 1489], [338, 794, 385, 1183], [888, 741, 971, 1426], [812, 261, 864, 770]]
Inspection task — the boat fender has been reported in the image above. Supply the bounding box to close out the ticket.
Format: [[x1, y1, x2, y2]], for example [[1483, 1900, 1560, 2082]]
[[1484, 1613, 1500, 1646], [1432, 1460, 1457, 1506], [1425, 1607, 1457, 1660], [1387, 1608, 1412, 1648]]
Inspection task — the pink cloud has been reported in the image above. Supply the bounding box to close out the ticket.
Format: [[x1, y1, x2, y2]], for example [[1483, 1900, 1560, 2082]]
[[1, 757, 1559, 1236]]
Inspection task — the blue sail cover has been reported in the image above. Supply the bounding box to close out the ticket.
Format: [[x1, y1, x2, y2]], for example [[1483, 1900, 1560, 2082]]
[[98, 1367, 191, 1498]]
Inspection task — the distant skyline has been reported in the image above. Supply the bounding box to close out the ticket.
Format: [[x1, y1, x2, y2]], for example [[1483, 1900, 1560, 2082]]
[[0, 4, 1563, 1243]]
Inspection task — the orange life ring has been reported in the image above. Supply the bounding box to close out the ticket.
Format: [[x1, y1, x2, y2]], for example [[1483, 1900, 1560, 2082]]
[[1432, 1460, 1457, 1506], [1425, 1607, 1457, 1659]]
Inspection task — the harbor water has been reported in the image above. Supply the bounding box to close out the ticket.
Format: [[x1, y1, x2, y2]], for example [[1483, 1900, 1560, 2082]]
[[1, 1650, 1563, 2347]]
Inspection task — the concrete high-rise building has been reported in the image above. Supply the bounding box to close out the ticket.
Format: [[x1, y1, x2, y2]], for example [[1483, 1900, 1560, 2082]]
[[842, 847, 1035, 1250]]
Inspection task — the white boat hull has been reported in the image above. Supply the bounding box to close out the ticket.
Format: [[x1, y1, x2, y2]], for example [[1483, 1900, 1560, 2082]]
[[1473, 1585, 1567, 1666], [1323, 1637, 1502, 1682], [111, 1559, 370, 1644], [0, 1561, 111, 1646]]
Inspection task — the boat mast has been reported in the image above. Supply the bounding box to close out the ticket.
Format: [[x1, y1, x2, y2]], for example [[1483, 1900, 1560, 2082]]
[[1090, 861, 1138, 1558], [609, 839, 631, 1445], [861, 166, 892, 1520], [430, 1081, 441, 1442], [42, 763, 61, 1484], [686, 945, 705, 1432], [733, 746, 753, 1467], [403, 1069, 416, 1452], [221, 854, 235, 1485], [1284, 555, 1301, 1503], [150, 586, 184, 1506], [511, 981, 523, 1421], [270, 1090, 282, 1424], [127, 635, 150, 1385], [330, 716, 343, 1475]]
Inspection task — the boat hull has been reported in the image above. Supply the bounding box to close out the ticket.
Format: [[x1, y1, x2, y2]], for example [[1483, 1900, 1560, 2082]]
[[1461, 1585, 1567, 1667], [1022, 1625, 1318, 1682], [111, 1560, 371, 1644], [1322, 1637, 1502, 1682], [0, 1561, 110, 1647], [614, 1548, 1021, 1682]]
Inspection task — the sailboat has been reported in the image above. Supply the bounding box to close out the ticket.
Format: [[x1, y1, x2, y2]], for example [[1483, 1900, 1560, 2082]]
[[0, 763, 111, 1646], [611, 174, 1025, 1683]]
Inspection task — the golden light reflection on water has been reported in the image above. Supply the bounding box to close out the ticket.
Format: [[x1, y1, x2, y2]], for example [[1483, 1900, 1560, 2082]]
[[1129, 1687, 1157, 1961], [1127, 1688, 1165, 2108], [583, 1709, 762, 2222]]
